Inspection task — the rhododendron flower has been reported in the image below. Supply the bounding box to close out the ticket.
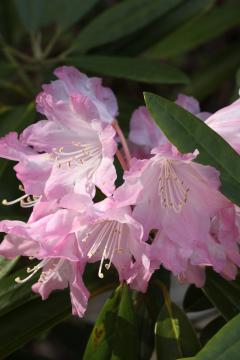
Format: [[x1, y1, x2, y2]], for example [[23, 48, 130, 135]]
[[61, 194, 151, 291], [129, 94, 210, 159], [114, 143, 240, 286], [0, 199, 89, 317], [0, 68, 119, 204], [36, 66, 118, 125]]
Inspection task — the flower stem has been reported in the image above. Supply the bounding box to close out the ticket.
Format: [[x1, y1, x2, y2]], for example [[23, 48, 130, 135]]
[[116, 148, 128, 171], [113, 120, 131, 169]]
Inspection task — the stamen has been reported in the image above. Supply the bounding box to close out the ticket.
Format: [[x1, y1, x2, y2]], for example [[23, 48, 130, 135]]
[[52, 143, 102, 169], [15, 259, 49, 284], [158, 160, 189, 213], [2, 194, 28, 206], [83, 220, 124, 278]]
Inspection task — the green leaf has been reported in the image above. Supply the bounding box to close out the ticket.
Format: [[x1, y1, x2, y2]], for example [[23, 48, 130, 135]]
[[67, 55, 189, 84], [144, 92, 240, 206], [0, 256, 18, 280], [183, 285, 213, 312], [155, 302, 200, 360], [203, 269, 240, 320], [125, 0, 215, 56], [73, 0, 183, 53], [14, 0, 99, 32], [44, 0, 100, 30], [83, 284, 140, 360], [146, 0, 240, 58], [189, 313, 240, 360]]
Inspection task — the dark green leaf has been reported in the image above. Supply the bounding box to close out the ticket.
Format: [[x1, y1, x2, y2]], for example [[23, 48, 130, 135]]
[[155, 302, 200, 360], [0, 256, 18, 280], [44, 0, 99, 30], [73, 0, 183, 53], [125, 0, 215, 56], [14, 0, 99, 32], [144, 92, 240, 206], [203, 269, 240, 320], [67, 55, 189, 84], [183, 285, 213, 312], [189, 313, 240, 360], [83, 284, 140, 360], [147, 0, 240, 58]]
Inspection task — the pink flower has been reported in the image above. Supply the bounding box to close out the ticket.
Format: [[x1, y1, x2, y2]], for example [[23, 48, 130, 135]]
[[175, 94, 211, 121], [61, 194, 151, 292], [0, 199, 89, 317], [129, 94, 210, 159], [206, 98, 240, 153], [0, 70, 118, 204], [114, 144, 240, 286], [36, 66, 118, 125]]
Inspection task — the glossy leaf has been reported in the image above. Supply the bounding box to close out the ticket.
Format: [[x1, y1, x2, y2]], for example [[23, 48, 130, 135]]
[[187, 313, 240, 360], [147, 0, 240, 58], [155, 302, 200, 360], [144, 92, 240, 206], [83, 284, 140, 360], [0, 256, 18, 280], [73, 0, 183, 53], [203, 269, 240, 320], [68, 55, 189, 84]]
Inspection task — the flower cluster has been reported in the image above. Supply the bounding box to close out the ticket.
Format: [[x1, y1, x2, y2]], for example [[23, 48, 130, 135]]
[[0, 66, 240, 317]]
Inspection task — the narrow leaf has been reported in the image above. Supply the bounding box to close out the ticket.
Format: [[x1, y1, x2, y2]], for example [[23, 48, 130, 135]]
[[73, 0, 183, 53], [83, 285, 140, 359], [192, 313, 240, 360], [155, 302, 200, 360], [67, 55, 189, 84], [147, 0, 240, 58], [203, 269, 240, 320]]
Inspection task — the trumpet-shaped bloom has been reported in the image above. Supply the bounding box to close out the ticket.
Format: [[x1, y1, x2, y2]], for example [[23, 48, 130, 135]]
[[114, 143, 240, 286], [36, 66, 118, 125], [60, 195, 151, 291], [0, 199, 89, 317], [0, 69, 118, 202]]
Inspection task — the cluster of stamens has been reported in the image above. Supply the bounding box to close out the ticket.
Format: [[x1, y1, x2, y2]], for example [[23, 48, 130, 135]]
[[2, 185, 40, 208], [82, 221, 124, 278], [15, 258, 64, 284], [158, 160, 190, 213], [52, 142, 101, 169]]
